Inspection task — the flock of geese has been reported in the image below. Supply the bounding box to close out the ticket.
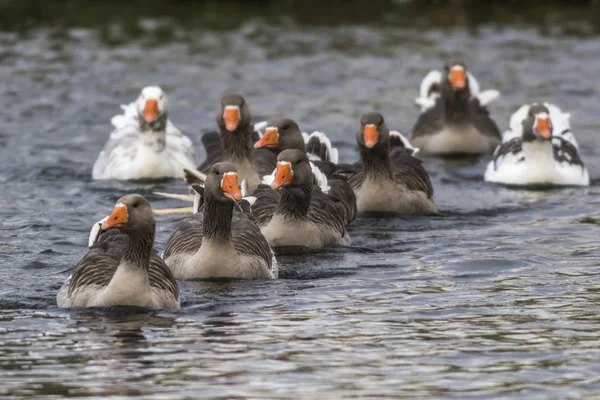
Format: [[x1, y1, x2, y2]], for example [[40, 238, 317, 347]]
[[56, 61, 590, 311]]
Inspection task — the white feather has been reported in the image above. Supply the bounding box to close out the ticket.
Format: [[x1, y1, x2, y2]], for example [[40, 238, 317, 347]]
[[303, 131, 339, 164], [309, 162, 330, 193], [390, 130, 419, 155], [253, 121, 268, 138], [415, 69, 500, 112], [88, 217, 108, 247]]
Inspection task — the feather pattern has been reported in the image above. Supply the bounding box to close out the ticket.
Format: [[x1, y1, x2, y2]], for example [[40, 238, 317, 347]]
[[485, 103, 589, 187], [93, 91, 197, 180]]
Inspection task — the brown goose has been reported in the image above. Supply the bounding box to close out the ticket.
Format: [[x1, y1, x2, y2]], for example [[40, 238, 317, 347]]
[[57, 195, 180, 310], [254, 118, 357, 223], [349, 112, 436, 214], [411, 61, 501, 155], [163, 162, 277, 280], [196, 94, 276, 191], [251, 149, 350, 248]]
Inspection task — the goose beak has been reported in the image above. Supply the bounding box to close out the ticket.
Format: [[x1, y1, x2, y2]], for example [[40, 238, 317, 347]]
[[144, 99, 160, 122], [449, 66, 466, 89], [363, 124, 379, 148], [271, 162, 293, 189], [101, 204, 128, 230], [223, 106, 240, 131], [534, 115, 552, 139], [254, 127, 279, 149], [221, 173, 243, 201]]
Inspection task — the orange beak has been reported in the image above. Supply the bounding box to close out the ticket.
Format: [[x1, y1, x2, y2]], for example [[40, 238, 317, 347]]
[[143, 99, 160, 122], [449, 66, 466, 89], [254, 127, 279, 149], [363, 124, 379, 148], [101, 204, 128, 230], [271, 162, 293, 189], [534, 116, 552, 139], [223, 106, 240, 131], [221, 173, 243, 202]]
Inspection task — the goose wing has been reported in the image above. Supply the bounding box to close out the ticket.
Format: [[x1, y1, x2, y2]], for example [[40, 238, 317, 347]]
[[163, 214, 205, 260], [66, 229, 124, 297], [250, 184, 281, 227], [307, 187, 348, 240], [468, 97, 502, 140], [230, 212, 275, 272], [390, 152, 434, 198]]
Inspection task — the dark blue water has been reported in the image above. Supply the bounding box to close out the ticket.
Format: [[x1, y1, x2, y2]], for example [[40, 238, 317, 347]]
[[2, 21, 600, 399]]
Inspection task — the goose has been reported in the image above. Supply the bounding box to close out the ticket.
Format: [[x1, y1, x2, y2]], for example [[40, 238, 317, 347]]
[[349, 112, 436, 214], [195, 94, 276, 192], [253, 118, 357, 223], [411, 61, 501, 155], [251, 149, 350, 248], [57, 194, 180, 310], [92, 86, 197, 180], [484, 103, 589, 187], [163, 162, 277, 280]]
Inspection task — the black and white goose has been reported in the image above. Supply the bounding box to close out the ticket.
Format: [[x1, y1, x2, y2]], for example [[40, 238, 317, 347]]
[[411, 61, 501, 155], [57, 195, 180, 310], [253, 118, 357, 223], [349, 112, 436, 214], [484, 103, 589, 187], [251, 149, 351, 248], [92, 86, 197, 180], [196, 94, 276, 191], [163, 162, 277, 280]]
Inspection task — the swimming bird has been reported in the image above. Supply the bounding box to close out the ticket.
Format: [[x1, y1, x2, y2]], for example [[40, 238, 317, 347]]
[[251, 149, 351, 248], [411, 61, 501, 155], [253, 118, 357, 223], [196, 94, 275, 191], [484, 102, 589, 187], [57, 194, 180, 310], [349, 112, 436, 214], [92, 86, 197, 180], [163, 162, 277, 280]]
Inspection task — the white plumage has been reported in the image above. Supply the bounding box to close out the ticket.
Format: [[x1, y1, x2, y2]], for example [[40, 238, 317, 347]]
[[485, 103, 589, 187], [92, 86, 197, 180], [415, 69, 500, 111]]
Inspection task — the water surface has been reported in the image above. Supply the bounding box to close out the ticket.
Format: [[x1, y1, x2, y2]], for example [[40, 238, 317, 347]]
[[1, 12, 600, 399]]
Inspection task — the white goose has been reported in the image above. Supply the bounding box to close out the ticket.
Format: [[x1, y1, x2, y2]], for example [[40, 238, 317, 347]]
[[92, 86, 197, 180], [484, 102, 589, 187]]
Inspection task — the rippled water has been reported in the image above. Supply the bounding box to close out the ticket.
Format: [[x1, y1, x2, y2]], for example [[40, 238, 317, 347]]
[[2, 18, 600, 399]]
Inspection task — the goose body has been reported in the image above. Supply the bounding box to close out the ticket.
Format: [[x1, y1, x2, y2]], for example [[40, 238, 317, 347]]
[[411, 61, 501, 155], [57, 195, 180, 310], [251, 150, 350, 248], [254, 119, 357, 223], [350, 113, 436, 214], [92, 86, 197, 180], [163, 163, 277, 280], [485, 103, 589, 187]]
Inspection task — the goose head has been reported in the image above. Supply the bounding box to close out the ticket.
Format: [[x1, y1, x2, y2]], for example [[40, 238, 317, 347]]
[[522, 103, 553, 142], [101, 194, 155, 235], [442, 60, 469, 92], [217, 94, 252, 133], [204, 162, 243, 203], [357, 112, 390, 150], [271, 149, 313, 190], [253, 118, 305, 151], [136, 86, 168, 131]]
